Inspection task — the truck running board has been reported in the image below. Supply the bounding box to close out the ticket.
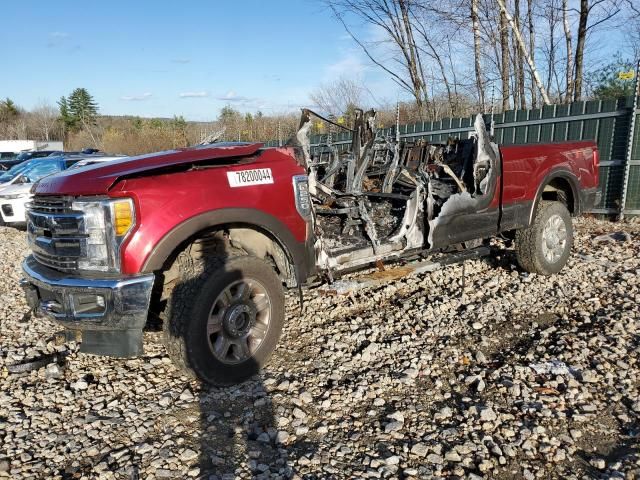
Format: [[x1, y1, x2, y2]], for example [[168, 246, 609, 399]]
[[319, 246, 490, 295]]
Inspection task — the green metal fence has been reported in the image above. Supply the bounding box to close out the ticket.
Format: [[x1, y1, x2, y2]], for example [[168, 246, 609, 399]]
[[267, 92, 639, 216]]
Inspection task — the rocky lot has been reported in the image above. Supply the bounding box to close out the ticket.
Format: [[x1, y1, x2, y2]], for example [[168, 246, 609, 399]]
[[1, 217, 639, 479]]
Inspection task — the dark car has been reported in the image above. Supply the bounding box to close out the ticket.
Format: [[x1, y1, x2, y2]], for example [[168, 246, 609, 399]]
[[0, 150, 62, 171], [0, 152, 17, 169], [0, 155, 84, 186]]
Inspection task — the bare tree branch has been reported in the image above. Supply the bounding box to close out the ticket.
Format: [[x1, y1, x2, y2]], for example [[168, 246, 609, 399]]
[[496, 0, 552, 104]]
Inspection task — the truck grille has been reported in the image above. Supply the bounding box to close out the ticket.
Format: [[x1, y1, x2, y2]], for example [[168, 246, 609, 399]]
[[33, 251, 78, 271], [29, 196, 73, 214], [27, 196, 84, 272]]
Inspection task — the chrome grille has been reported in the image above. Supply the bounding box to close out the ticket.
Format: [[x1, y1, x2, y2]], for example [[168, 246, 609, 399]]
[[28, 196, 73, 214], [33, 251, 78, 271], [27, 195, 85, 272]]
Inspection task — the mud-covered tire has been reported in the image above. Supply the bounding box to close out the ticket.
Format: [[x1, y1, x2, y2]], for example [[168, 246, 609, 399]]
[[515, 201, 573, 275], [161, 246, 285, 386]]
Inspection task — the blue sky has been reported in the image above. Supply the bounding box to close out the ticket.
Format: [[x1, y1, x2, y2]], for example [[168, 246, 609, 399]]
[[1, 0, 390, 121], [2, 1, 631, 121]]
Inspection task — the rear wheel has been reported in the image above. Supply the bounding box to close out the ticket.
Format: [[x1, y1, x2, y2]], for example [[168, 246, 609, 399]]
[[162, 247, 285, 385], [515, 201, 573, 275]]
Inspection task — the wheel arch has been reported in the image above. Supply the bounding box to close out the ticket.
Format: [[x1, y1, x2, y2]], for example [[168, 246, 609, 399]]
[[142, 208, 311, 285], [528, 170, 580, 226]]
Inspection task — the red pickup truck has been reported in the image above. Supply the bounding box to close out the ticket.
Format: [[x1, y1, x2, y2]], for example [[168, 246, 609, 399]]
[[21, 111, 600, 385]]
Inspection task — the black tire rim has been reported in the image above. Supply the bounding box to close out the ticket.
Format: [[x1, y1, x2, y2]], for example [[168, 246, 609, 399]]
[[206, 278, 271, 365]]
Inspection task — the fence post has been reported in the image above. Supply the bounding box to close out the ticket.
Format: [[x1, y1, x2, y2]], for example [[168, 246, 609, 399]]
[[620, 60, 640, 220]]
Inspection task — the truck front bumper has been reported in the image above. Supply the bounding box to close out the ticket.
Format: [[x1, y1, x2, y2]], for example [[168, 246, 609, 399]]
[[21, 256, 155, 357]]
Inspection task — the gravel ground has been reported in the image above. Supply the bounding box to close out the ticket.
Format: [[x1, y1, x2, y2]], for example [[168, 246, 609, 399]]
[[1, 218, 639, 480]]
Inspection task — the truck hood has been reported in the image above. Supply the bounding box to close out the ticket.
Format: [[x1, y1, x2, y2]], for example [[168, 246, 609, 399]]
[[33, 142, 264, 196], [0, 178, 19, 192], [0, 183, 31, 197]]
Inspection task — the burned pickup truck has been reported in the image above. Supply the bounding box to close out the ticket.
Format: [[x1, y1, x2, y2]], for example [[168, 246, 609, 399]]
[[21, 110, 600, 385]]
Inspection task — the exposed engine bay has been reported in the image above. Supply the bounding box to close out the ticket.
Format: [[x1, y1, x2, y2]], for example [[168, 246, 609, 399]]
[[293, 109, 499, 277]]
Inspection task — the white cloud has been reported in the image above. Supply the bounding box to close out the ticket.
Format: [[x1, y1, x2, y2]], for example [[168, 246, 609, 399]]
[[215, 90, 252, 102], [121, 92, 153, 101], [171, 58, 190, 64], [218, 90, 238, 100], [179, 91, 209, 98], [213, 91, 270, 110], [50, 31, 69, 38]]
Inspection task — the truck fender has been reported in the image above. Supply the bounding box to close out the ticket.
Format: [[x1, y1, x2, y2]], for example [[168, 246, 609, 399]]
[[527, 169, 580, 226], [141, 208, 312, 282]]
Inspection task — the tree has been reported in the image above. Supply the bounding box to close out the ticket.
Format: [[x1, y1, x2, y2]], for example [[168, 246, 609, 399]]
[[326, 0, 430, 117], [496, 0, 552, 105], [624, 0, 640, 58], [57, 96, 74, 131], [310, 76, 366, 118], [31, 102, 59, 141], [58, 88, 99, 133], [471, 0, 486, 111], [219, 105, 241, 122], [68, 88, 98, 128], [573, 0, 589, 100], [218, 106, 242, 141], [562, 0, 574, 102], [499, 7, 511, 110], [573, 0, 623, 101], [0, 98, 19, 123], [527, 0, 537, 108], [171, 115, 188, 147], [591, 58, 637, 99], [513, 0, 526, 109]]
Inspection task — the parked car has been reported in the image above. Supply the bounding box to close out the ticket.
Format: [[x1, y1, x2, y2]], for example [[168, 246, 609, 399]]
[[0, 154, 124, 226], [21, 110, 600, 385], [0, 153, 18, 170], [1, 152, 18, 170], [0, 159, 44, 187], [0, 150, 62, 171], [67, 155, 126, 170], [0, 156, 83, 225], [16, 150, 62, 161]]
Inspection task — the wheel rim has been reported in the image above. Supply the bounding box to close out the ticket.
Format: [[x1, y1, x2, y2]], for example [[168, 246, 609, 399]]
[[206, 278, 271, 365], [541, 213, 567, 264]]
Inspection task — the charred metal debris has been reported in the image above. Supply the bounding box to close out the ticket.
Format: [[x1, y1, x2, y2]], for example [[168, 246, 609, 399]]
[[293, 108, 498, 280]]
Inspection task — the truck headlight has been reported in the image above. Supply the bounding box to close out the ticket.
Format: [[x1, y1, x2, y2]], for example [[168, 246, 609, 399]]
[[2, 193, 29, 200], [71, 198, 136, 272]]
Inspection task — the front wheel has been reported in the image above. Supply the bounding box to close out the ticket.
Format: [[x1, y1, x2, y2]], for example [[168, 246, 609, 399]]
[[515, 201, 573, 275], [162, 252, 285, 386]]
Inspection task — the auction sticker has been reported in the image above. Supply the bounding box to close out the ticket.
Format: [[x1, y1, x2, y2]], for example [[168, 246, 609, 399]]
[[227, 168, 274, 187]]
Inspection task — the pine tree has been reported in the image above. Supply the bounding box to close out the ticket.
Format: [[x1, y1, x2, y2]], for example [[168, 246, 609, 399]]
[[0, 98, 19, 122], [592, 58, 636, 100], [57, 96, 75, 131], [68, 88, 98, 127]]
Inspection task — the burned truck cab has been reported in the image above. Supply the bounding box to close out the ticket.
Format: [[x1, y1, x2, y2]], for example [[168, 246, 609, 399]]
[[298, 109, 501, 278]]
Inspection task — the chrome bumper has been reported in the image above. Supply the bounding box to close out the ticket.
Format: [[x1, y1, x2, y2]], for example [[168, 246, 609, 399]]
[[21, 256, 155, 357]]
